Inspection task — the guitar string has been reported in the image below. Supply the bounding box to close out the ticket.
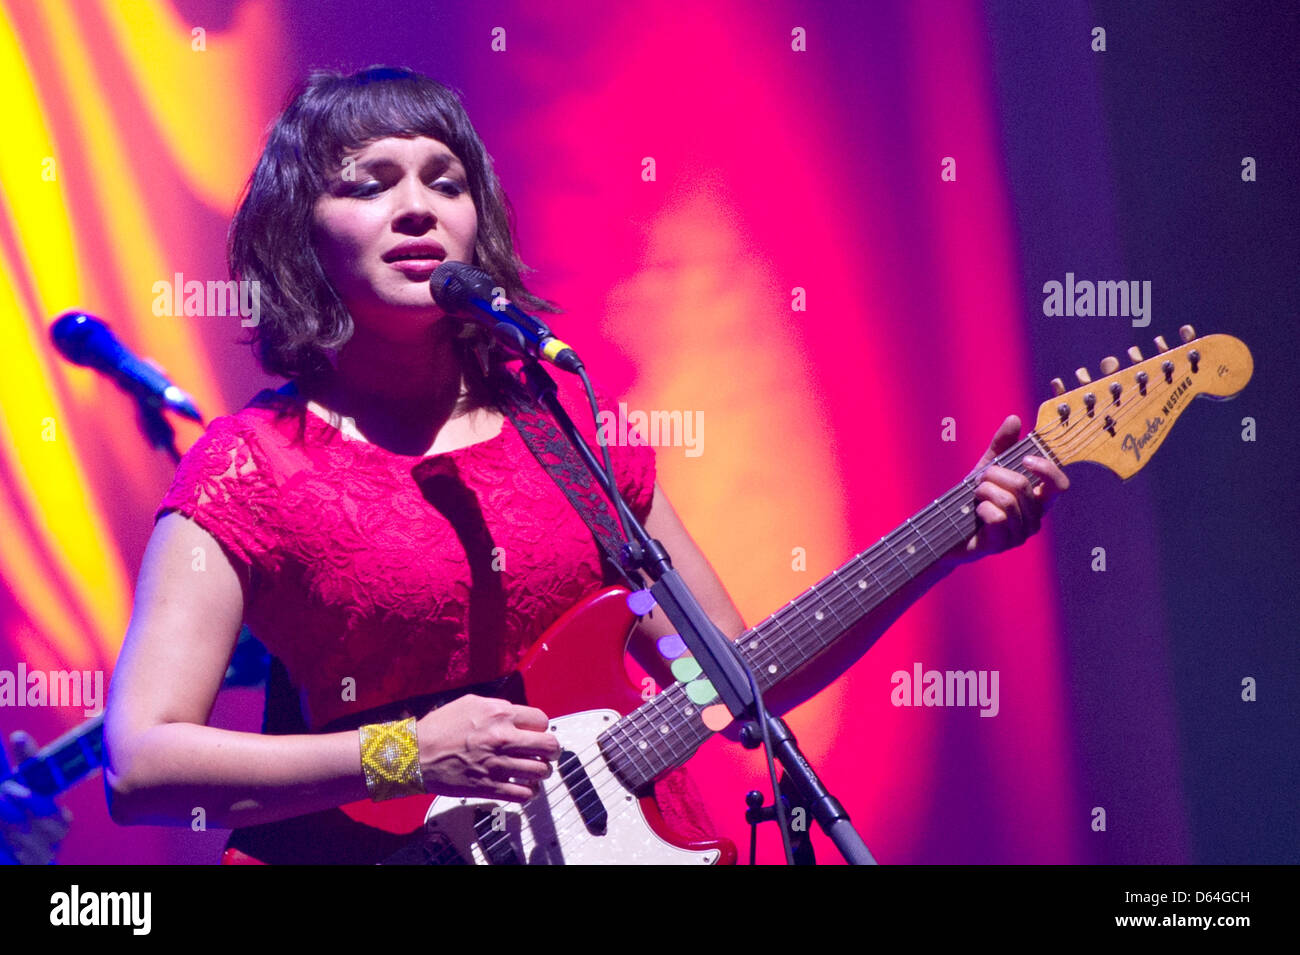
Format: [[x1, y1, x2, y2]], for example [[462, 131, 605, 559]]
[[442, 696, 708, 864], [439, 366, 1190, 862], [422, 686, 704, 864]]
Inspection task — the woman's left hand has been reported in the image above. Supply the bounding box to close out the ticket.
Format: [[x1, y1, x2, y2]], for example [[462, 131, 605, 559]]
[[947, 414, 1070, 565], [1, 731, 73, 865]]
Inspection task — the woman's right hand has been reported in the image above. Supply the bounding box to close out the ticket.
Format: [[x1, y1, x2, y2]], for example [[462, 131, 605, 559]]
[[417, 695, 561, 803]]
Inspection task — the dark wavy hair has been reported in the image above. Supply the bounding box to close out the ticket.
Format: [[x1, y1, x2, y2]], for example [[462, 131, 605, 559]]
[[229, 66, 558, 407]]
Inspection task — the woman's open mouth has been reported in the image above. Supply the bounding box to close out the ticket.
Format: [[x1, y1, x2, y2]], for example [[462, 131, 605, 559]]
[[383, 240, 447, 277]]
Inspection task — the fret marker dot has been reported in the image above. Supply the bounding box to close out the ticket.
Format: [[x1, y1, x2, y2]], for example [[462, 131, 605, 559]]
[[638, 741, 647, 750], [749, 640, 758, 650], [767, 664, 778, 674], [906, 545, 916, 555], [858, 580, 867, 589], [660, 725, 670, 734], [683, 706, 694, 716], [961, 505, 971, 515], [814, 610, 824, 621]]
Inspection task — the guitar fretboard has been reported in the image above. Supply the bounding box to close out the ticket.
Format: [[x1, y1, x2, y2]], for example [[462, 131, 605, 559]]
[[599, 434, 1052, 791]]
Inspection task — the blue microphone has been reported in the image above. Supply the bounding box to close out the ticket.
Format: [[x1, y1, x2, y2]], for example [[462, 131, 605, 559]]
[[49, 311, 203, 422], [430, 262, 583, 373]]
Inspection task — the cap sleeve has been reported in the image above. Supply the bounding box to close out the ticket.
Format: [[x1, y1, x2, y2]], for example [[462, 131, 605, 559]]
[[155, 415, 282, 596]]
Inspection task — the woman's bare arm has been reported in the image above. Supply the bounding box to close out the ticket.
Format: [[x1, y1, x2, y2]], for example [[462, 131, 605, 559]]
[[104, 512, 371, 827], [105, 512, 558, 829]]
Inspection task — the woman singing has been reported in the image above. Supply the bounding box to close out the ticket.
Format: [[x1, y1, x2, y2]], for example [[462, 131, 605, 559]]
[[104, 66, 1067, 864]]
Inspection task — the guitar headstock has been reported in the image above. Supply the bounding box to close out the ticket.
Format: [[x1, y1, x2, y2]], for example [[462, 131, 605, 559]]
[[1033, 327, 1252, 479]]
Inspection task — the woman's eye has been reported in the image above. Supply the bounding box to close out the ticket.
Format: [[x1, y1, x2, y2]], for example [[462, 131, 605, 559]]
[[342, 177, 464, 198], [432, 178, 466, 196]]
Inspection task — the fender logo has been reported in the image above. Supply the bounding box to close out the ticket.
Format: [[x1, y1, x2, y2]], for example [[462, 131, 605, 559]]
[[1121, 416, 1164, 463]]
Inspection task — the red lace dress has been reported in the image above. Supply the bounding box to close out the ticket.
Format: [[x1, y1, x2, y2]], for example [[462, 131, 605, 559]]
[[156, 370, 712, 856]]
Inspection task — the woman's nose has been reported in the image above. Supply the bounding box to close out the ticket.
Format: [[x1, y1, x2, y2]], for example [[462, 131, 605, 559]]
[[391, 174, 437, 228]]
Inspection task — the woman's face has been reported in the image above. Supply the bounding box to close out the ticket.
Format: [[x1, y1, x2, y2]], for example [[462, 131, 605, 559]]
[[312, 135, 478, 336]]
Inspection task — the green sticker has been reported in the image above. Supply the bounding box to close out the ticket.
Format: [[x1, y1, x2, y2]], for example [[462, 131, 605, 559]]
[[671, 656, 703, 682], [685, 679, 719, 705]]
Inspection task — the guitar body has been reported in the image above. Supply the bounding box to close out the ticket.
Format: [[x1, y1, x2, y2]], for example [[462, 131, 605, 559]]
[[222, 587, 735, 865]]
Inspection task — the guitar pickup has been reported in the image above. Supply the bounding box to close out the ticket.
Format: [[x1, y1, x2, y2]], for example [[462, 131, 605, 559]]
[[558, 748, 607, 835]]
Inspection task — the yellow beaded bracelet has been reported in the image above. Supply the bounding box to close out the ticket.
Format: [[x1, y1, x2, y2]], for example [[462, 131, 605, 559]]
[[359, 717, 424, 802]]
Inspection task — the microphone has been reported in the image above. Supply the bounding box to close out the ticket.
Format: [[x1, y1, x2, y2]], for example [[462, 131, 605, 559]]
[[49, 312, 203, 422], [430, 262, 583, 373]]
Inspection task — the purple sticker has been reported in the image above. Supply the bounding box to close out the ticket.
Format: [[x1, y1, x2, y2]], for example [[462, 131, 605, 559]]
[[656, 634, 687, 660], [626, 589, 658, 616]]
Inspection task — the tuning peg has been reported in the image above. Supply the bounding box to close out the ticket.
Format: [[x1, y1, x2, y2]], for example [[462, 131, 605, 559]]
[[1050, 377, 1066, 396], [1154, 335, 1170, 352], [1075, 367, 1091, 385], [1127, 346, 1143, 363], [1099, 356, 1120, 375], [1179, 325, 1196, 343]]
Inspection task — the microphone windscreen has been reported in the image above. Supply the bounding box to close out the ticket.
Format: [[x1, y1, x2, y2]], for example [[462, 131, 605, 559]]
[[50, 312, 122, 371], [430, 262, 496, 314]]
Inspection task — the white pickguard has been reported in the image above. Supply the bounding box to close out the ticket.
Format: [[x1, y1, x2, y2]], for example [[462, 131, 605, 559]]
[[418, 709, 720, 865]]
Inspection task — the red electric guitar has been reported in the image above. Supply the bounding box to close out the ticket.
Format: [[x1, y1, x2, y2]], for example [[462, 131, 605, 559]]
[[222, 328, 1252, 865]]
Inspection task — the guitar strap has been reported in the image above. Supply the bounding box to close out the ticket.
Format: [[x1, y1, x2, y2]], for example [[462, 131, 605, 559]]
[[501, 386, 643, 592]]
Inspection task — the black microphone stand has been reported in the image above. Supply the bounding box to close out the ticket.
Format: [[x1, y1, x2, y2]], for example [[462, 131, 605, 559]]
[[134, 398, 184, 465], [517, 360, 876, 865]]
